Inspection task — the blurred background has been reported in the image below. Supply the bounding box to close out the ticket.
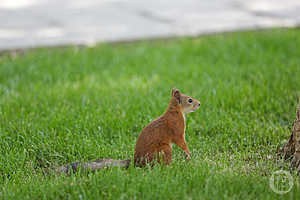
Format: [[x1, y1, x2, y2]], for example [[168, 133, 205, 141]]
[[0, 0, 300, 51]]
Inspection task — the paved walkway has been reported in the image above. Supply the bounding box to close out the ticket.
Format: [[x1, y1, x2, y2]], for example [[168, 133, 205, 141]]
[[0, 0, 300, 51]]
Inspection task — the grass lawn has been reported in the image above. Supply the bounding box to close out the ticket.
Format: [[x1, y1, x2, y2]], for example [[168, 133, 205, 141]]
[[0, 28, 300, 200]]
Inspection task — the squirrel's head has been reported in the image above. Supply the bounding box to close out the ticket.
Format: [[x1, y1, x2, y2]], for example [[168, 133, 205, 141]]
[[171, 88, 201, 114]]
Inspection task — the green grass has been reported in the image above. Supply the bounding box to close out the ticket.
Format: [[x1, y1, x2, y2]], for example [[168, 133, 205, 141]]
[[1, 28, 300, 199]]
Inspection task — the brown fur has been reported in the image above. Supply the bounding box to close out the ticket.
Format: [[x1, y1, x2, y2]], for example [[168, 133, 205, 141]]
[[134, 88, 200, 167]]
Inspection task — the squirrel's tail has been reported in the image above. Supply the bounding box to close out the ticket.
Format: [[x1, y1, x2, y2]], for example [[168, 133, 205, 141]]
[[44, 159, 131, 175]]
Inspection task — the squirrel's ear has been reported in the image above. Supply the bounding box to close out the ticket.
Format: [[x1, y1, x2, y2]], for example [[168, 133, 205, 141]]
[[171, 88, 181, 104], [171, 88, 179, 96]]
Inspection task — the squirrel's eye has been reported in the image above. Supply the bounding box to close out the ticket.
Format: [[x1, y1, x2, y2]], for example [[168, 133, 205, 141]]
[[188, 98, 193, 103]]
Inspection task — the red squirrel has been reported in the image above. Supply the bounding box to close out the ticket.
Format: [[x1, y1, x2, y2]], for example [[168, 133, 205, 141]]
[[134, 88, 200, 166], [47, 88, 200, 174]]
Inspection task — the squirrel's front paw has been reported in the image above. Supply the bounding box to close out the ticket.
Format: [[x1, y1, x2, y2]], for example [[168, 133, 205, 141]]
[[185, 152, 191, 161]]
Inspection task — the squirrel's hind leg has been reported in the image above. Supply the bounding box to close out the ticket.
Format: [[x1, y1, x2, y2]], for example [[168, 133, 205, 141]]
[[157, 145, 172, 165]]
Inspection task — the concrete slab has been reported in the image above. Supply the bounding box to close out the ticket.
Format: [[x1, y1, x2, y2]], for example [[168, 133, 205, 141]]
[[0, 0, 300, 51]]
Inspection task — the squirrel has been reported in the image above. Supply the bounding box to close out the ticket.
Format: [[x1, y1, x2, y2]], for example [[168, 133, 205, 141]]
[[46, 88, 200, 174]]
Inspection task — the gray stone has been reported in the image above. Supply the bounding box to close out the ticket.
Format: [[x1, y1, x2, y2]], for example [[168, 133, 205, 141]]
[[0, 0, 300, 51]]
